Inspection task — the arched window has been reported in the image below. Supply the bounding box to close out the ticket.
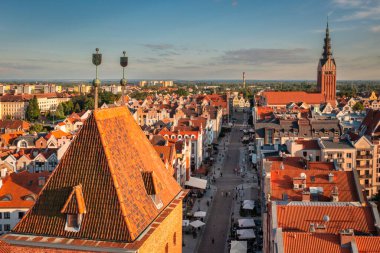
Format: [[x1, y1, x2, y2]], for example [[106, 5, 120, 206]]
[[173, 232, 177, 245], [165, 243, 169, 253]]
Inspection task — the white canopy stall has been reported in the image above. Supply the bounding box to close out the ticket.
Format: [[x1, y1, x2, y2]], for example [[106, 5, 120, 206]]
[[237, 229, 256, 240], [238, 218, 255, 228], [230, 240, 247, 253], [185, 177, 207, 190]]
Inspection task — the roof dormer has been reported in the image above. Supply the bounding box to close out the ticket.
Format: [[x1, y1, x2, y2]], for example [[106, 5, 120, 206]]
[[141, 171, 163, 209], [61, 184, 86, 232]]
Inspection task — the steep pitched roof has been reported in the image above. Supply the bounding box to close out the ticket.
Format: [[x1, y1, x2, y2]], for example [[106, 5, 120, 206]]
[[12, 107, 182, 242]]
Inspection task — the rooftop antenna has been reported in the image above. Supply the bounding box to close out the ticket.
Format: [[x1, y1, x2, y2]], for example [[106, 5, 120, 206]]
[[120, 51, 128, 106], [243, 72, 246, 89], [92, 48, 102, 110]]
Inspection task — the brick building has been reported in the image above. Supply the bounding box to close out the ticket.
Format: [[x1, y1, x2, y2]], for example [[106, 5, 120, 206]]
[[1, 107, 186, 252]]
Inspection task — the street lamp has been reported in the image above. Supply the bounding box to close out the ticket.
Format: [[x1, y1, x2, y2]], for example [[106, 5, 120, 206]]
[[92, 48, 102, 109], [120, 51, 128, 105]]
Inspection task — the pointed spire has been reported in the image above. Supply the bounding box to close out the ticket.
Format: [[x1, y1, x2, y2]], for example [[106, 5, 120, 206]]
[[322, 18, 332, 59]]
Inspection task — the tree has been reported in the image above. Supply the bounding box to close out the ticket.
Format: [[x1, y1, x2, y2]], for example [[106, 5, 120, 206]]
[[174, 88, 189, 96], [74, 103, 81, 113], [352, 102, 364, 111], [30, 124, 44, 133], [26, 96, 40, 122], [84, 98, 94, 110], [55, 104, 65, 119]]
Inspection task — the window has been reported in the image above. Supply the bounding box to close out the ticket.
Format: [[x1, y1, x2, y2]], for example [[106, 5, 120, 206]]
[[4, 224, 10, 231], [0, 212, 2, 219], [4, 212, 10, 219], [67, 214, 79, 229], [165, 243, 169, 253], [347, 163, 352, 169], [303, 151, 307, 157], [337, 153, 342, 158], [346, 153, 352, 158], [0, 225, 2, 231], [18, 212, 25, 219], [173, 232, 177, 245]]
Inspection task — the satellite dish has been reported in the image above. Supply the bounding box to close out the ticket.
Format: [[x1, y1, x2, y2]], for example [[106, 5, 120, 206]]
[[323, 215, 330, 222]]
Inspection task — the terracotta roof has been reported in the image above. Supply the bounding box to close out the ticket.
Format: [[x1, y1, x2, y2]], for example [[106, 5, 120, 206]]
[[295, 140, 320, 150], [0, 120, 30, 131], [283, 233, 350, 253], [0, 171, 50, 208], [262, 91, 325, 105], [12, 107, 182, 242], [359, 109, 380, 136], [0, 131, 24, 146], [277, 205, 377, 234], [355, 236, 380, 253], [270, 159, 359, 202]]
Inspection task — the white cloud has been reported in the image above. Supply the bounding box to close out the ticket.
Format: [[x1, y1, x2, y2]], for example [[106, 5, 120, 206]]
[[338, 6, 380, 21], [370, 25, 380, 32], [333, 0, 363, 7]]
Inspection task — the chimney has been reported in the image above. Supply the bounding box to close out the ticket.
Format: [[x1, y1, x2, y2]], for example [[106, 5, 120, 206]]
[[328, 173, 334, 182], [339, 229, 355, 247], [0, 179, 3, 189], [38, 176, 46, 187], [309, 223, 316, 232], [302, 191, 311, 202], [331, 186, 339, 202]]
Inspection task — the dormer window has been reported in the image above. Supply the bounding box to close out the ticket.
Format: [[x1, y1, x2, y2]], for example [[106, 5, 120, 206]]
[[142, 171, 163, 209], [61, 185, 86, 232]]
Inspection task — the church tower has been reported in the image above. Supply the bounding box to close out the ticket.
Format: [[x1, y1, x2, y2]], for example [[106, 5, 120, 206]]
[[317, 21, 336, 105]]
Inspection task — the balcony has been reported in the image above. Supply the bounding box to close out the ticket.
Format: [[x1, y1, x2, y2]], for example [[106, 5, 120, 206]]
[[359, 174, 372, 179], [356, 155, 373, 159], [356, 165, 372, 170]]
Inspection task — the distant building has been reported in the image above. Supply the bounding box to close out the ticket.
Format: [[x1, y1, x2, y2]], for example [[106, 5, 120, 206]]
[[139, 80, 174, 87]]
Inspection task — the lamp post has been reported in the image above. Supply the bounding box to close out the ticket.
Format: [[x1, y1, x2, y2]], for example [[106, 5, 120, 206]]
[[120, 51, 128, 105], [92, 48, 102, 109]]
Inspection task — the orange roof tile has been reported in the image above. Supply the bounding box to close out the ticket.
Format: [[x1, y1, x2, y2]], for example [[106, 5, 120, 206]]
[[277, 206, 376, 234], [0, 171, 50, 208], [355, 236, 380, 253], [262, 91, 325, 105], [283, 233, 350, 253], [12, 107, 182, 242]]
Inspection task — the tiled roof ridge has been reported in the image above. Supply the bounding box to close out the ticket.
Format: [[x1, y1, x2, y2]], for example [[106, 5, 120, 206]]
[[93, 109, 135, 239]]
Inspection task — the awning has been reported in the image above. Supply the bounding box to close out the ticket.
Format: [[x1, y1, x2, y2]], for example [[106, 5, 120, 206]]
[[230, 240, 247, 253], [190, 220, 205, 228], [238, 218, 255, 228], [237, 229, 256, 239], [185, 177, 207, 189], [242, 200, 255, 210], [194, 211, 207, 217]]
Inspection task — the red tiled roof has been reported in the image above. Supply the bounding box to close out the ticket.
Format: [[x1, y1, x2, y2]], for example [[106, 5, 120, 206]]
[[270, 159, 359, 202], [0, 171, 50, 208], [262, 91, 325, 105], [0, 120, 30, 131], [355, 236, 380, 253], [283, 233, 350, 253], [278, 206, 376, 234], [295, 140, 320, 150], [12, 107, 182, 242]]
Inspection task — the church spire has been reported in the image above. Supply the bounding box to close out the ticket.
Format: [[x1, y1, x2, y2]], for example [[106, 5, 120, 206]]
[[322, 18, 332, 59]]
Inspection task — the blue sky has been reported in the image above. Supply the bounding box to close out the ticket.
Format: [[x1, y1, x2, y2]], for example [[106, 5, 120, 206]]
[[0, 0, 379, 80]]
